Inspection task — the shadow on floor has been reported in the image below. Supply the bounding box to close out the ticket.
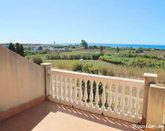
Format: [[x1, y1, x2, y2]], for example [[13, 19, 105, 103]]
[[0, 101, 143, 131]]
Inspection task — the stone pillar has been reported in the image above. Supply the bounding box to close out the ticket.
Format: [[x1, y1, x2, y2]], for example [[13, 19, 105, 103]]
[[141, 73, 158, 124], [41, 63, 52, 99], [146, 84, 165, 130]]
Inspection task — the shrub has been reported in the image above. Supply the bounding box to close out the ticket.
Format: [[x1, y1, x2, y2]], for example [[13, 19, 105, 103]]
[[32, 57, 43, 65], [109, 71, 115, 76], [46, 54, 60, 60], [90, 68, 99, 74], [100, 68, 108, 75], [92, 54, 101, 60], [39, 51, 47, 54], [72, 63, 83, 71], [135, 48, 144, 53], [99, 54, 165, 68], [82, 64, 93, 73]]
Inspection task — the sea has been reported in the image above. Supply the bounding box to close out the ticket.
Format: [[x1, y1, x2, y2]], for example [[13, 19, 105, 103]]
[[88, 43, 165, 50]]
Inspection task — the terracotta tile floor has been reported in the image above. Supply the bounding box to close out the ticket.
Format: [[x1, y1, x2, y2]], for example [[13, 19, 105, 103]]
[[0, 101, 143, 131]]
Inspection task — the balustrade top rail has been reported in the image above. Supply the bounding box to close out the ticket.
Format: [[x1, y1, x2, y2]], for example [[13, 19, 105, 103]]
[[51, 68, 144, 86]]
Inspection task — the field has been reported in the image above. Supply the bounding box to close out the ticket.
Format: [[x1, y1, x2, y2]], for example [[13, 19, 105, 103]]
[[25, 46, 165, 84], [44, 59, 165, 84]]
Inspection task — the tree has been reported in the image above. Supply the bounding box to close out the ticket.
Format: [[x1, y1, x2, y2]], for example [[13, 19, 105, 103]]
[[80, 40, 88, 49], [116, 47, 120, 53], [100, 46, 104, 55], [8, 43, 24, 57], [19, 45, 24, 56], [15, 43, 20, 54], [8, 43, 15, 52], [38, 46, 43, 51]]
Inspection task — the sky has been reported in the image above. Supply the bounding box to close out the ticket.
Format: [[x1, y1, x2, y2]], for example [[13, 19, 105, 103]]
[[0, 0, 165, 44]]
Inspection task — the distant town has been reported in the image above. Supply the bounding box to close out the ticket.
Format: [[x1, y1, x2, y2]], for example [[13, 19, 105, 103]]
[[0, 43, 74, 53]]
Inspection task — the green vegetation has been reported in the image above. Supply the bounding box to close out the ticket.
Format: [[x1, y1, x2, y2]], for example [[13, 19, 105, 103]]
[[8, 43, 24, 56], [24, 45, 165, 84], [100, 46, 104, 55], [99, 54, 165, 68], [46, 53, 100, 60], [80, 40, 88, 49], [32, 57, 43, 65], [45, 59, 165, 84]]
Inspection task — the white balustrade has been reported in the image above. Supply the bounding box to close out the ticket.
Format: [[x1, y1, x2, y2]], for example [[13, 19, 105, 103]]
[[49, 68, 144, 123], [90, 81, 93, 107]]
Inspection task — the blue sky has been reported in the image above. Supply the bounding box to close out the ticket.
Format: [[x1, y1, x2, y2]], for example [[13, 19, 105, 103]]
[[0, 0, 165, 44]]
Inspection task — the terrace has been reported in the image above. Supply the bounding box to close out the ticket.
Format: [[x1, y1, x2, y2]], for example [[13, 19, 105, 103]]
[[0, 45, 165, 131]]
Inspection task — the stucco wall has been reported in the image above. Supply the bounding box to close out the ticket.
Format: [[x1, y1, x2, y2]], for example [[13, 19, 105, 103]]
[[147, 84, 165, 126], [0, 45, 45, 112]]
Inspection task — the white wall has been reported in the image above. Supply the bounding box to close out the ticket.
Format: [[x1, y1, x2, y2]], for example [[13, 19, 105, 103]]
[[0, 45, 45, 111]]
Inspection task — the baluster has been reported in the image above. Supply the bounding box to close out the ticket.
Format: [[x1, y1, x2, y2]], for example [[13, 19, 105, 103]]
[[74, 79, 77, 103], [102, 84, 105, 110], [58, 75, 61, 98], [69, 78, 72, 102], [67, 78, 70, 101], [63, 77, 66, 100], [129, 87, 132, 116], [108, 84, 111, 111], [56, 75, 59, 99], [135, 88, 139, 117], [121, 86, 125, 114], [84, 80, 87, 105], [114, 85, 118, 113], [95, 83, 99, 108], [60, 75, 63, 99], [65, 77, 68, 101], [79, 79, 82, 104], [54, 74, 57, 98], [49, 72, 51, 97], [90, 81, 93, 107], [52, 74, 55, 98]]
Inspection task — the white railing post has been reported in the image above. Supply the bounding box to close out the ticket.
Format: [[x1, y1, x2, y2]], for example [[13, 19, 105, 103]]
[[90, 81, 93, 107], [95, 83, 99, 109], [121, 86, 125, 114], [102, 84, 105, 110], [63, 77, 66, 100], [114, 86, 118, 113], [74, 79, 77, 103], [107, 87, 110, 111], [108, 85, 111, 111], [84, 80, 87, 106], [79, 80, 82, 104], [65, 78, 68, 101], [136, 87, 140, 118], [56, 75, 59, 99], [41, 63, 52, 99], [141, 73, 157, 124], [129, 87, 132, 116], [51, 74, 55, 98], [60, 75, 63, 99], [69, 78, 72, 102]]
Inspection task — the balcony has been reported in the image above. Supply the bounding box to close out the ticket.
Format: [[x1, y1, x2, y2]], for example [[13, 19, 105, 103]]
[[0, 46, 165, 131], [0, 101, 143, 131]]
